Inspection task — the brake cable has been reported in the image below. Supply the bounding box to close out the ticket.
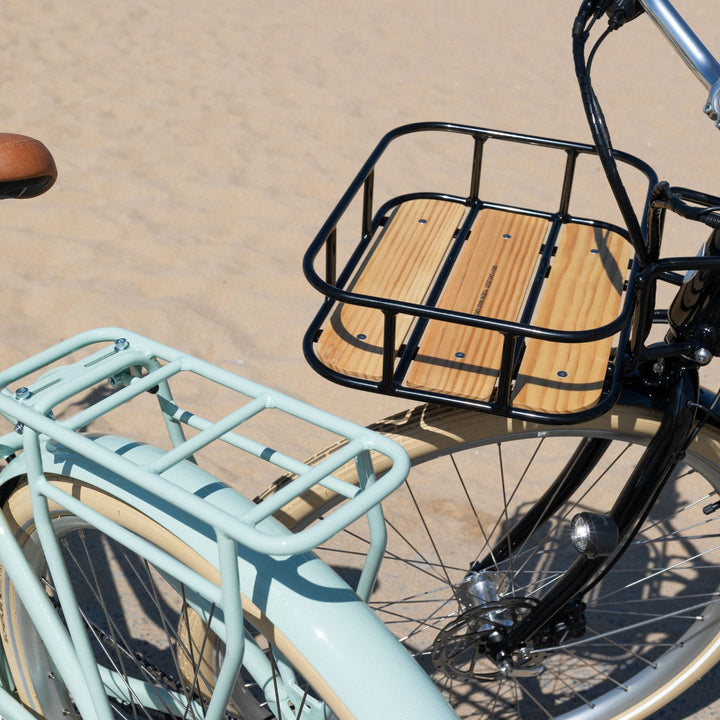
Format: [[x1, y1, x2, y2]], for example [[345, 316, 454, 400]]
[[572, 1, 650, 265]]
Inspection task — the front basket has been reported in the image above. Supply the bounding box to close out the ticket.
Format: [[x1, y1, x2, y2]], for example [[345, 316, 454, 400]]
[[303, 122, 658, 424]]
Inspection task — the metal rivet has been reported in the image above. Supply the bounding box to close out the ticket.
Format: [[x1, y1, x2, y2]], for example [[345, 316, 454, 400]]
[[455, 352, 466, 359], [557, 370, 568, 378], [418, 218, 428, 224], [590, 249, 600, 254], [357, 333, 367, 340], [503, 234, 512, 239]]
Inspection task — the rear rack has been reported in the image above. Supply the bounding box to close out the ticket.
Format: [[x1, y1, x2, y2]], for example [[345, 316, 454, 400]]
[[303, 122, 658, 424], [0, 329, 408, 565]]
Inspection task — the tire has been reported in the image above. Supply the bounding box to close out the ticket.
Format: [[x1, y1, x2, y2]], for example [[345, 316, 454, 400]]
[[0, 475, 349, 720], [257, 401, 720, 719]]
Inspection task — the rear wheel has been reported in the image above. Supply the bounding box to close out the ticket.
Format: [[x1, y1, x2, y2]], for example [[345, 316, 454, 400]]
[[0, 476, 346, 719], [260, 402, 720, 719]]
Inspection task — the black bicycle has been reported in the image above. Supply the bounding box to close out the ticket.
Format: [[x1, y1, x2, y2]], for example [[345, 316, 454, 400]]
[[258, 1, 720, 717]]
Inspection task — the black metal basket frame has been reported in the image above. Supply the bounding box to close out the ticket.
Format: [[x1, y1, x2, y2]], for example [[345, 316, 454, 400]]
[[303, 122, 659, 424]]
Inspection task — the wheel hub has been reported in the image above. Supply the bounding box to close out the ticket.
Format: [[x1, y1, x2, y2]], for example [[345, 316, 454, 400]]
[[432, 570, 589, 682], [431, 597, 540, 681]]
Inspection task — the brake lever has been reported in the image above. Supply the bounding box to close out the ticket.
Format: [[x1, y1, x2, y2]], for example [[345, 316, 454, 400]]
[[605, 0, 644, 29]]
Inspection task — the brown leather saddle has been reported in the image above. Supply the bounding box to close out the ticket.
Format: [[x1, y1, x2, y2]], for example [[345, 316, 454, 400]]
[[0, 133, 57, 199]]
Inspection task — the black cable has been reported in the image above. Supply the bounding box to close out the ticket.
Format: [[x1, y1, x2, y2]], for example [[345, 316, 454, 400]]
[[586, 25, 613, 75], [572, 6, 650, 264]]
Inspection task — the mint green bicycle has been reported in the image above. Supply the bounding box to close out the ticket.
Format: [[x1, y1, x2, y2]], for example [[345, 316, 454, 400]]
[[0, 141, 455, 719]]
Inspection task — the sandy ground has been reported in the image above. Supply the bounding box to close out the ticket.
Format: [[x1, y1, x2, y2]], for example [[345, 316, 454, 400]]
[[3, 0, 720, 716]]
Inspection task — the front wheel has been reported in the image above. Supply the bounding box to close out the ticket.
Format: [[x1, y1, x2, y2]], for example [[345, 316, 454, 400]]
[[260, 402, 720, 719]]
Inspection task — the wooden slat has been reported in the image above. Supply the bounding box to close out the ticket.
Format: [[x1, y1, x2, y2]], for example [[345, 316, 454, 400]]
[[405, 210, 549, 399], [316, 198, 465, 381], [513, 224, 633, 414]]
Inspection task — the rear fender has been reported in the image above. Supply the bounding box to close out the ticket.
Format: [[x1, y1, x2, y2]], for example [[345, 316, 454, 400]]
[[0, 433, 456, 719]]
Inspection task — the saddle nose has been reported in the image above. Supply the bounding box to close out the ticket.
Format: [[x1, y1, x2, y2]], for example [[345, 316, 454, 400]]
[[0, 133, 57, 199]]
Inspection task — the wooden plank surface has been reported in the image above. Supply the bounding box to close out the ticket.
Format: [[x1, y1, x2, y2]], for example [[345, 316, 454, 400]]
[[513, 224, 633, 413], [406, 210, 548, 399], [316, 198, 465, 381]]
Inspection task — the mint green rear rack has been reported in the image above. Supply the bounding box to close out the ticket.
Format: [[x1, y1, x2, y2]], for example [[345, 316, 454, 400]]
[[0, 328, 409, 559]]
